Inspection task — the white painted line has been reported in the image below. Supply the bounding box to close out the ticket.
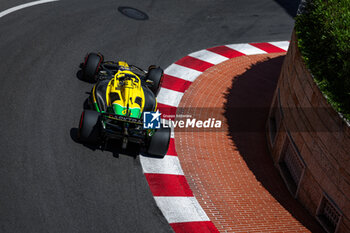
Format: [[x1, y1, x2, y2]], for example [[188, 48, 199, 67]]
[[226, 43, 267, 55], [140, 155, 184, 175], [157, 87, 184, 107], [189, 49, 229, 65], [0, 0, 59, 18], [154, 196, 210, 223], [164, 64, 202, 82], [269, 41, 290, 51]]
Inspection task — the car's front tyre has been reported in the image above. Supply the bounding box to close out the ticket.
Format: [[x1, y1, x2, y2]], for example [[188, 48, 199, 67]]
[[82, 53, 103, 83], [146, 66, 164, 96]]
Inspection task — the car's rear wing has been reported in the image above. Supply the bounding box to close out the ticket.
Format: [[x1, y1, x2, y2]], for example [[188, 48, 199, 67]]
[[101, 112, 143, 125]]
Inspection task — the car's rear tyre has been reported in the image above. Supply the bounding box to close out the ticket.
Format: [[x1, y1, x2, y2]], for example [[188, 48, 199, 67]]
[[146, 125, 170, 158], [146, 66, 164, 96], [78, 110, 100, 143], [83, 53, 103, 83]]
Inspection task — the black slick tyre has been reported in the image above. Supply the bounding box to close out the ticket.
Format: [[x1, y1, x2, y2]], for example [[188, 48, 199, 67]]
[[146, 125, 170, 158], [83, 53, 103, 83], [78, 110, 100, 143], [146, 66, 164, 96]]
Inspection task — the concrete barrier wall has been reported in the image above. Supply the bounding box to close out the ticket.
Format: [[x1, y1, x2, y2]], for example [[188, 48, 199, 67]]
[[266, 31, 350, 233]]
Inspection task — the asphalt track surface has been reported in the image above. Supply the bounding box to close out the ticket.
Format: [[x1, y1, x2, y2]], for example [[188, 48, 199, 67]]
[[0, 0, 300, 232]]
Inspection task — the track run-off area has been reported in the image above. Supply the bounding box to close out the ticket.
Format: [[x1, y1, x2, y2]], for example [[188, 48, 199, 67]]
[[0, 0, 299, 232]]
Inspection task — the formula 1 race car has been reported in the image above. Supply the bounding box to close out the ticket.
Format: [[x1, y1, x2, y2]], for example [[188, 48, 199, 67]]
[[77, 52, 170, 158]]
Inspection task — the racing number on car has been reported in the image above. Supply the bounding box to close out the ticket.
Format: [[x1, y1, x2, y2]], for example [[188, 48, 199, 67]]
[[122, 109, 132, 116]]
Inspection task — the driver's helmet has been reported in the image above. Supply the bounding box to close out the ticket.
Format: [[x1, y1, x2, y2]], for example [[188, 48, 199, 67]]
[[109, 71, 128, 104], [117, 61, 130, 71], [112, 71, 136, 92]]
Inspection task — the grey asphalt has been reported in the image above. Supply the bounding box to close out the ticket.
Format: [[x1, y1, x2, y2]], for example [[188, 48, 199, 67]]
[[0, 0, 299, 232]]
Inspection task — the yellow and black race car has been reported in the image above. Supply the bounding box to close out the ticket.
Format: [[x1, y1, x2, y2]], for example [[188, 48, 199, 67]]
[[77, 52, 170, 158]]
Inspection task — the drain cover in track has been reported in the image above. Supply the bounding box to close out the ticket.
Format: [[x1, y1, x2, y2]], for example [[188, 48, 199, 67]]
[[118, 6, 149, 20]]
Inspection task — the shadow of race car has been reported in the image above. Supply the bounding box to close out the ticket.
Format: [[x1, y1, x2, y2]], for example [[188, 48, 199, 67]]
[[77, 52, 170, 158]]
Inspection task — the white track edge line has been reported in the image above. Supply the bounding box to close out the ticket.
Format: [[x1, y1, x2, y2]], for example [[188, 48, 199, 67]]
[[0, 0, 59, 18]]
